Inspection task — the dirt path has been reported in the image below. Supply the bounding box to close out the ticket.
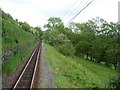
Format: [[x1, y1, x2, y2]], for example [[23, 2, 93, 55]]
[[38, 42, 56, 88]]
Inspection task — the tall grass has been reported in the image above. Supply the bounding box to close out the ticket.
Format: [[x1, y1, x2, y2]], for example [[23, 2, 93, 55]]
[[44, 43, 119, 88], [2, 12, 37, 53], [2, 43, 36, 75]]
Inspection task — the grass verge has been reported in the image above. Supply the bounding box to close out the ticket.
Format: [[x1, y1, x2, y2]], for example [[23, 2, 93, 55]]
[[2, 43, 36, 75], [44, 43, 119, 88]]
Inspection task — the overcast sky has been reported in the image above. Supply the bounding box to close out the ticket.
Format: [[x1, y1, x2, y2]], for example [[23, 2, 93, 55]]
[[0, 0, 119, 28]]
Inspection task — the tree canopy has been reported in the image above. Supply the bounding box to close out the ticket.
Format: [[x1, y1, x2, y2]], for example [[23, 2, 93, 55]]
[[43, 17, 120, 70]]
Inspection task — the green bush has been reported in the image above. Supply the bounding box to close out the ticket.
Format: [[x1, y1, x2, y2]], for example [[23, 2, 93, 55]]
[[108, 76, 120, 89], [56, 43, 75, 56]]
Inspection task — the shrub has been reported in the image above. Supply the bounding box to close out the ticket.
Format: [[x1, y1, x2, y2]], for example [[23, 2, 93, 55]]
[[108, 76, 120, 89], [56, 43, 75, 56]]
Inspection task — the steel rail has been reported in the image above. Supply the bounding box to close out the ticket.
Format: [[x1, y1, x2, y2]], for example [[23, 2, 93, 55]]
[[30, 44, 41, 89], [12, 47, 37, 90]]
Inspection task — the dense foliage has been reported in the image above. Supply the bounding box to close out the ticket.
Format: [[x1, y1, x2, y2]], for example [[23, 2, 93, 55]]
[[43, 17, 75, 56], [44, 17, 120, 70], [2, 10, 43, 56]]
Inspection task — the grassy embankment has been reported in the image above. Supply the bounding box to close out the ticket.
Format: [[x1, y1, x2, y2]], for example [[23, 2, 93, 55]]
[[2, 11, 37, 75], [45, 43, 119, 88], [2, 44, 36, 75]]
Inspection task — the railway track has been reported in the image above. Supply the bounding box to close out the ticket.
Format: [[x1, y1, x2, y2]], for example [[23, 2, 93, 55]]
[[12, 41, 42, 89]]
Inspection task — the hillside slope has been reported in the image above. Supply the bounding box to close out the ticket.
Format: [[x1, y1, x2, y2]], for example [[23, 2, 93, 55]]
[[2, 10, 37, 55], [2, 10, 37, 74], [44, 43, 119, 88]]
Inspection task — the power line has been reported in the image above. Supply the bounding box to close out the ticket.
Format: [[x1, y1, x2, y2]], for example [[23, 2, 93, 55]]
[[63, 0, 85, 21], [67, 0, 94, 24], [64, 0, 90, 22], [60, 0, 79, 19]]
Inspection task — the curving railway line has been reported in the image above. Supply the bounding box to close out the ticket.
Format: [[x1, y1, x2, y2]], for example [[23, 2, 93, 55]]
[[12, 41, 42, 89]]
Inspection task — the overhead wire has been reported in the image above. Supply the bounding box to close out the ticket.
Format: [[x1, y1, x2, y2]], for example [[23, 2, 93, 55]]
[[63, 0, 90, 22], [66, 0, 94, 25], [60, 0, 78, 19]]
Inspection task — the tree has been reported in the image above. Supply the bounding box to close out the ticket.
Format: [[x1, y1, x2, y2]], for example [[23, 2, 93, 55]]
[[43, 17, 69, 45], [34, 27, 43, 38], [75, 22, 95, 60], [44, 17, 75, 57], [44, 16, 120, 69], [44, 17, 63, 31], [19, 22, 31, 32]]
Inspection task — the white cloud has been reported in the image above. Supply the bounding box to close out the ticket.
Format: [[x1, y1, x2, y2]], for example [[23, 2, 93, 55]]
[[0, 0, 119, 27]]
